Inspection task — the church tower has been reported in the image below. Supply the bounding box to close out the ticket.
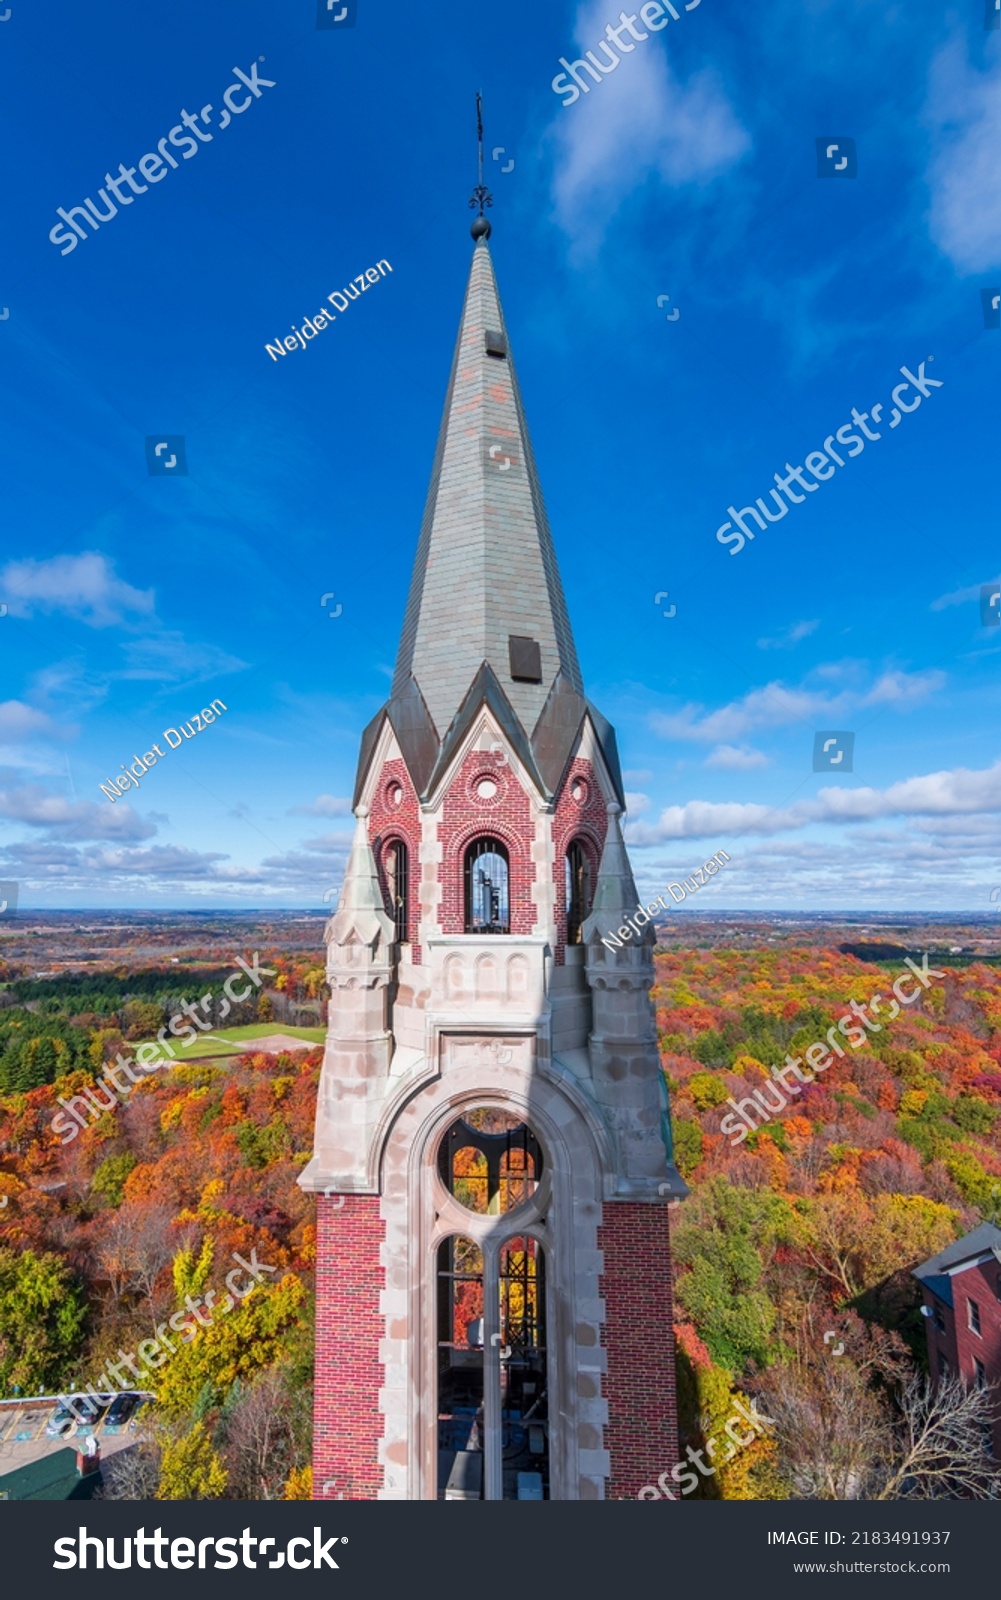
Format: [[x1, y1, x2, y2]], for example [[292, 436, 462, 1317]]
[[300, 198, 686, 1502]]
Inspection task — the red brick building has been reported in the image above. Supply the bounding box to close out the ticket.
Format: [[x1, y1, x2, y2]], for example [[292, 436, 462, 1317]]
[[913, 1221, 1001, 1461], [299, 213, 685, 1501]]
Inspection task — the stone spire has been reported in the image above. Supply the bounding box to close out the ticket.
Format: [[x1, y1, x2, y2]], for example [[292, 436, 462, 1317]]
[[309, 805, 395, 1190], [392, 237, 582, 729], [326, 806, 394, 948], [355, 236, 626, 807], [582, 803, 647, 940], [583, 804, 687, 1200]]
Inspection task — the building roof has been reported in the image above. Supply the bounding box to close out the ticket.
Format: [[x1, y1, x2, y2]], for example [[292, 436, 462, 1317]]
[[357, 236, 624, 808], [0, 1446, 100, 1501], [912, 1221, 1001, 1305]]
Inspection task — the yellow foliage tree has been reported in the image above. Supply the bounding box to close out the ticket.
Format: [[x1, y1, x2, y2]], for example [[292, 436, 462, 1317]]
[[157, 1421, 227, 1499], [899, 1088, 929, 1117], [732, 1054, 770, 1080], [802, 1191, 958, 1301], [159, 1098, 185, 1134], [155, 1275, 306, 1417], [88, 1028, 123, 1070], [283, 1464, 312, 1500], [677, 1342, 783, 1500], [172, 1236, 214, 1303]]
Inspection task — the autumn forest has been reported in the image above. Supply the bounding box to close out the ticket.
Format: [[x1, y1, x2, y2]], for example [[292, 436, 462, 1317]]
[[2, 911, 1001, 1499]]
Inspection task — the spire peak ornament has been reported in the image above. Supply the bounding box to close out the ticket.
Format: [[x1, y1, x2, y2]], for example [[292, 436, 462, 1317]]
[[469, 90, 493, 239]]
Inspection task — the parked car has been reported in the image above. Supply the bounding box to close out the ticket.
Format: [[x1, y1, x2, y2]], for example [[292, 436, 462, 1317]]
[[104, 1391, 142, 1428], [45, 1395, 110, 1437]]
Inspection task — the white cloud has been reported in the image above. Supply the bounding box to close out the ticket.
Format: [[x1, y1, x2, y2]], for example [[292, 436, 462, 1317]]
[[626, 759, 1001, 844], [549, 0, 750, 250], [28, 659, 109, 717], [757, 620, 819, 650], [925, 38, 1001, 273], [0, 784, 156, 842], [259, 849, 351, 896], [301, 831, 356, 855], [624, 790, 651, 815], [0, 839, 232, 883], [864, 669, 946, 708], [652, 665, 945, 744], [0, 701, 69, 742], [117, 632, 248, 685], [704, 744, 769, 770], [654, 685, 824, 744], [0, 553, 153, 628], [629, 799, 784, 844], [930, 581, 993, 612]]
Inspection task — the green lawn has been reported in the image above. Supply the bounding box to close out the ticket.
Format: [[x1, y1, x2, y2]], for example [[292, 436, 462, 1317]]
[[135, 1022, 326, 1064]]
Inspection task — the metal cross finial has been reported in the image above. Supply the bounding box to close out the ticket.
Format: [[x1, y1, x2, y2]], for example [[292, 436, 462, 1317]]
[[469, 89, 494, 218]]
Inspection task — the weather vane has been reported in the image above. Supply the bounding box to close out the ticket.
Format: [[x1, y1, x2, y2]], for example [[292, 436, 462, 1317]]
[[469, 90, 494, 232]]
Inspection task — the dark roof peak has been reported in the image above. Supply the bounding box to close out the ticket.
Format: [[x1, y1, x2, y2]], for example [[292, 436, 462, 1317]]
[[912, 1220, 1001, 1283]]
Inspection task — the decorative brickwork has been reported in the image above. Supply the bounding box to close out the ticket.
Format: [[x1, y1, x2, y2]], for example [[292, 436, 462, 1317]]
[[598, 1203, 679, 1499], [551, 757, 607, 964], [367, 758, 421, 961], [312, 1194, 386, 1500], [437, 747, 535, 934]]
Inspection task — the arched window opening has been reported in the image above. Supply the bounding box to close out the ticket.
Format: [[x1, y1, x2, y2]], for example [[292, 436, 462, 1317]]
[[498, 1235, 549, 1500], [438, 1109, 542, 1215], [382, 838, 409, 944], [564, 837, 592, 945], [436, 1110, 550, 1500], [437, 1235, 484, 1355], [437, 1235, 486, 1500], [464, 837, 510, 935]]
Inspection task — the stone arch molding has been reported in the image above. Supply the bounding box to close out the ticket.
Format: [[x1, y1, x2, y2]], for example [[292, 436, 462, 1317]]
[[375, 1054, 612, 1500], [360, 1030, 619, 1198]]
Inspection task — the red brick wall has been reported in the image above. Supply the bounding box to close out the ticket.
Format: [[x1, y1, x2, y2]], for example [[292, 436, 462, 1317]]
[[313, 1195, 385, 1500], [550, 757, 607, 964], [923, 1258, 1001, 1461], [598, 1203, 679, 1498], [367, 758, 421, 961], [437, 748, 535, 934]]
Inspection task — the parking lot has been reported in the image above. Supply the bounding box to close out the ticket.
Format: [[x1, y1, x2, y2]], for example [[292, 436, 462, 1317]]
[[0, 1395, 149, 1479]]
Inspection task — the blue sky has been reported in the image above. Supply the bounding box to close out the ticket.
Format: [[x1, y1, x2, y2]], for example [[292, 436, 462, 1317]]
[[1, 0, 999, 910]]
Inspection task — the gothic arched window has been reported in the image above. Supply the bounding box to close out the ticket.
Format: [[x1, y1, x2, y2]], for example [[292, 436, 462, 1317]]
[[382, 839, 409, 944], [463, 837, 510, 935], [435, 1109, 549, 1500], [564, 837, 592, 945]]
